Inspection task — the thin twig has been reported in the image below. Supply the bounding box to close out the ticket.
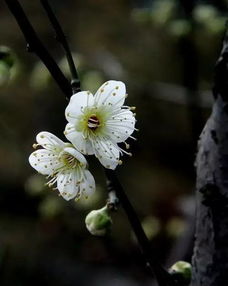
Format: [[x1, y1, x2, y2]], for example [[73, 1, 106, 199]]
[[106, 180, 119, 211], [4, 0, 72, 99], [40, 0, 81, 93]]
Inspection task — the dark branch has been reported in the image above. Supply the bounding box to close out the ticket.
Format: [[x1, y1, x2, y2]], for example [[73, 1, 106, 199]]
[[4, 0, 72, 99], [40, 0, 81, 93]]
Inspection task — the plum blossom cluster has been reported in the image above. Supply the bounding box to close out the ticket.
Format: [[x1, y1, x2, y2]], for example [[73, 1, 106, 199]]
[[29, 80, 136, 201]]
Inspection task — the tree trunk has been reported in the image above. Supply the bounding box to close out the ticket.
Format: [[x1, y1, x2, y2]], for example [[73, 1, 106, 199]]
[[191, 31, 228, 285]]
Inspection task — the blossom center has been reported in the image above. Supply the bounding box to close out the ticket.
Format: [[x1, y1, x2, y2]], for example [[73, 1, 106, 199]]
[[59, 152, 79, 169], [87, 115, 100, 130]]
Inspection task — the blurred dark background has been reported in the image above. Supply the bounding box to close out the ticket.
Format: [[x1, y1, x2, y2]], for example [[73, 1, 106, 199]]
[[0, 0, 227, 285]]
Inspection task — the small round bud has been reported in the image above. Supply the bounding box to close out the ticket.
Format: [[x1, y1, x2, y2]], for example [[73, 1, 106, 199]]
[[169, 261, 192, 285], [85, 206, 112, 236]]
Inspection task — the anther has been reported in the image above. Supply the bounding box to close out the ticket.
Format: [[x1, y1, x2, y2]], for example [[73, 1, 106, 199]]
[[33, 143, 38, 149], [124, 142, 130, 149]]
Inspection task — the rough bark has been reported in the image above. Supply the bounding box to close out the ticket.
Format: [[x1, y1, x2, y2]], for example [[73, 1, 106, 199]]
[[191, 30, 228, 285]]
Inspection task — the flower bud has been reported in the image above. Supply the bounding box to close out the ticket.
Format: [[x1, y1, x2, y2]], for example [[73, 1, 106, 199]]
[[169, 261, 192, 285], [85, 206, 112, 236]]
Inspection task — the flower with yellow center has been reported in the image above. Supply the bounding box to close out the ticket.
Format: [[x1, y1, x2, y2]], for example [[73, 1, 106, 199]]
[[64, 80, 136, 169], [28, 132, 95, 201]]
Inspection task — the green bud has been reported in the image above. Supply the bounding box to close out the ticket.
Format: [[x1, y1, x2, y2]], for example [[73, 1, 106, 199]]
[[169, 261, 192, 285], [85, 206, 112, 236]]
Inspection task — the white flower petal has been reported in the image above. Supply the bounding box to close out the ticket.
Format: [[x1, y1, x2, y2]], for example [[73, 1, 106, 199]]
[[29, 149, 61, 175], [94, 80, 126, 110], [36, 131, 65, 150], [64, 123, 94, 155], [57, 170, 80, 201], [105, 110, 136, 143], [63, 146, 87, 167], [92, 138, 120, 170], [65, 91, 94, 123], [81, 170, 95, 198]]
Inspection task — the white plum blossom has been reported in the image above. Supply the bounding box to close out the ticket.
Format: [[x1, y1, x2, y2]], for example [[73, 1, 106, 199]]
[[29, 131, 95, 201], [64, 80, 136, 170]]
